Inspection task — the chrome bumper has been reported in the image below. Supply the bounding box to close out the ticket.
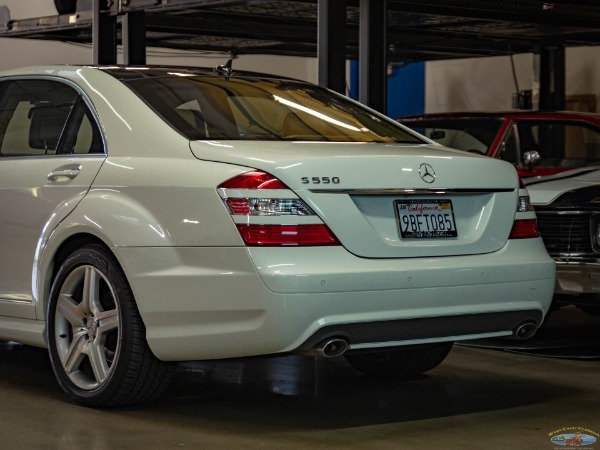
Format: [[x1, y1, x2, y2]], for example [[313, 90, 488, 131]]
[[555, 260, 600, 294]]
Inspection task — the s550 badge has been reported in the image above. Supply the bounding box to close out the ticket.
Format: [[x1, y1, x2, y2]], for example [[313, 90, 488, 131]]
[[301, 177, 341, 184]]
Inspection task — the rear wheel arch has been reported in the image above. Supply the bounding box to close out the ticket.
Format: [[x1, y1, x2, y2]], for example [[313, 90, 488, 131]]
[[52, 234, 108, 279]]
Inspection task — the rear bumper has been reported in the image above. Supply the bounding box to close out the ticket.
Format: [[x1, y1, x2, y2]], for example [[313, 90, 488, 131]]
[[115, 238, 555, 361], [297, 309, 544, 352]]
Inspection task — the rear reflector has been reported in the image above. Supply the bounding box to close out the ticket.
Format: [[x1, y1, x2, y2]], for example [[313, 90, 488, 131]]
[[509, 219, 540, 239], [236, 224, 340, 246]]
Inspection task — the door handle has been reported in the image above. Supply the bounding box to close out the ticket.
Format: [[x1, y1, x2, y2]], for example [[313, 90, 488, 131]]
[[48, 164, 82, 182]]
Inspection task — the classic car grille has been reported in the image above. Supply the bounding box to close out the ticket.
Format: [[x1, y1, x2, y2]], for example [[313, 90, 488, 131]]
[[536, 212, 593, 255]]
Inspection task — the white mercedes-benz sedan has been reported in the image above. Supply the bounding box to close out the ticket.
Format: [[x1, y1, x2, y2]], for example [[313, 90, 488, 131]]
[[0, 65, 555, 406]]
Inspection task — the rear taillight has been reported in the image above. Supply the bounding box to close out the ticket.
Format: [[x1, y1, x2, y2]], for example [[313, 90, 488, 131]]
[[236, 224, 339, 246], [219, 171, 287, 190], [218, 170, 340, 246], [223, 198, 314, 216], [517, 195, 534, 213], [509, 219, 540, 239], [510, 184, 540, 239]]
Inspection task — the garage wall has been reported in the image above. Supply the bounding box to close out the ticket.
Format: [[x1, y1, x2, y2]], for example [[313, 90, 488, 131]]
[[425, 53, 533, 112], [565, 46, 600, 110], [425, 46, 600, 113], [2, 0, 57, 17]]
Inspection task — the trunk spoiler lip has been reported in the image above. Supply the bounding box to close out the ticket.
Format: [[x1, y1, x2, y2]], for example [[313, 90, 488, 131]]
[[308, 188, 516, 195]]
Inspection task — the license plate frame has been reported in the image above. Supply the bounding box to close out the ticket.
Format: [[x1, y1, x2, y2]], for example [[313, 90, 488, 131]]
[[396, 199, 458, 238]]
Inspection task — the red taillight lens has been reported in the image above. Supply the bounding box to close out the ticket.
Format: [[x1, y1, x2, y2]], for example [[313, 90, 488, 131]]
[[509, 219, 540, 239], [236, 224, 340, 246], [218, 171, 287, 189]]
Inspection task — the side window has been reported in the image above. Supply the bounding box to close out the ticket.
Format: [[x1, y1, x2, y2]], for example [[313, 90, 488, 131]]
[[516, 120, 600, 168], [0, 79, 79, 156], [57, 97, 104, 155]]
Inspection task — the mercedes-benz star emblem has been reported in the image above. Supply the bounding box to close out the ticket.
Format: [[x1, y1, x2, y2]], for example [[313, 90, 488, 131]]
[[419, 163, 436, 183]]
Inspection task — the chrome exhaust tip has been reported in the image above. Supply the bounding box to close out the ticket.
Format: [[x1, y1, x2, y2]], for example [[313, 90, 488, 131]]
[[302, 337, 349, 357], [513, 321, 538, 340], [320, 338, 349, 357]]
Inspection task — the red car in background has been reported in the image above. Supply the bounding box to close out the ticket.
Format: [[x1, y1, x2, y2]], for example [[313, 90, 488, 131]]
[[398, 111, 600, 178]]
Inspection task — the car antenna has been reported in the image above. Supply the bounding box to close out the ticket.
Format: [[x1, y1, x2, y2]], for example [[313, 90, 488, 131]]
[[215, 58, 233, 78]]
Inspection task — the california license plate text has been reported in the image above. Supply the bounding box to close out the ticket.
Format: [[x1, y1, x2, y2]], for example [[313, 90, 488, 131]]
[[396, 200, 458, 238]]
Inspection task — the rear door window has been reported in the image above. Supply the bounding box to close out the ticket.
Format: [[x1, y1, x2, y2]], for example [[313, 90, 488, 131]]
[[0, 79, 104, 157]]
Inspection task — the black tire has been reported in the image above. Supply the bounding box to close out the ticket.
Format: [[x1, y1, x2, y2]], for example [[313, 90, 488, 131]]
[[47, 244, 176, 407], [54, 0, 77, 14], [345, 342, 453, 378]]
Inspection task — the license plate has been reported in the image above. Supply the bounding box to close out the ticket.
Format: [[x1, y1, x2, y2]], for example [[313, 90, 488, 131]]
[[396, 199, 458, 238]]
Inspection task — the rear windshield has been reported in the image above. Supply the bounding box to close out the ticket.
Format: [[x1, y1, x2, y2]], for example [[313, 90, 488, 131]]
[[402, 118, 503, 155], [123, 75, 424, 143]]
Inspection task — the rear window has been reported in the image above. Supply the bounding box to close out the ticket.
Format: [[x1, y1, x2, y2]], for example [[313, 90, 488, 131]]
[[123, 75, 424, 144], [402, 118, 503, 155]]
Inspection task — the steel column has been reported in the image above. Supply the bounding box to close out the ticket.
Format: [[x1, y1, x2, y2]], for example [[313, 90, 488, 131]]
[[538, 45, 565, 111], [359, 0, 387, 113], [92, 0, 117, 65], [123, 11, 147, 65], [317, 0, 347, 94]]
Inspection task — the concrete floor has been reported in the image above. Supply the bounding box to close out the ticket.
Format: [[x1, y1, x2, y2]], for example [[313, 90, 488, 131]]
[[1, 306, 599, 450]]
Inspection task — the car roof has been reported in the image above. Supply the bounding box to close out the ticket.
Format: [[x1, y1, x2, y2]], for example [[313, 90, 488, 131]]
[[94, 65, 304, 82], [0, 64, 305, 83]]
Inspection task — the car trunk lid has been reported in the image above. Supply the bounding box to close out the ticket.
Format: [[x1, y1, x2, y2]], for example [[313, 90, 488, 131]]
[[191, 141, 519, 258]]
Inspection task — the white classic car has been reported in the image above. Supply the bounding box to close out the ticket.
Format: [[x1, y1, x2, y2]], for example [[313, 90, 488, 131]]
[[0, 65, 555, 406], [526, 169, 600, 316]]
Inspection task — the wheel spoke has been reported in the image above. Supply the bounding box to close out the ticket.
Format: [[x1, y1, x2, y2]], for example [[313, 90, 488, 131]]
[[82, 266, 101, 316], [96, 309, 119, 334], [62, 329, 88, 374], [56, 293, 85, 327], [88, 338, 110, 383]]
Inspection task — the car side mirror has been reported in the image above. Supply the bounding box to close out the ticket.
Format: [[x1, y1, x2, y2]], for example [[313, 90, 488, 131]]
[[430, 130, 446, 140], [522, 150, 541, 168]]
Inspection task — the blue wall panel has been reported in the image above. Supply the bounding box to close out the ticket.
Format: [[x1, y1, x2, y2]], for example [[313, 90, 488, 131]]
[[349, 61, 425, 118]]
